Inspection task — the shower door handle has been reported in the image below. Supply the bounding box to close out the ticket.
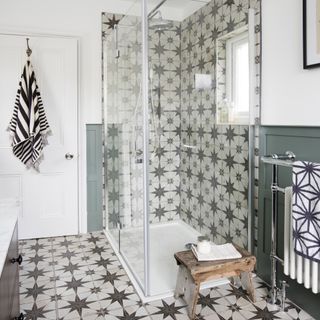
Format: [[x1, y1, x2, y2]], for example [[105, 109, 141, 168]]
[[118, 215, 125, 229], [65, 153, 74, 160]]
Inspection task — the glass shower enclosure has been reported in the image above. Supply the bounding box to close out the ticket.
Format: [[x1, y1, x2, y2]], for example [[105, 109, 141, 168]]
[[103, 0, 150, 294], [102, 0, 258, 299]]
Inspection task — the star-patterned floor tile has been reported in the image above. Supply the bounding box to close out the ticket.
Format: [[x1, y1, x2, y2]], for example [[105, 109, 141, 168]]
[[108, 305, 152, 320], [214, 283, 251, 307], [239, 300, 293, 320], [284, 302, 314, 320], [56, 292, 102, 319], [98, 284, 141, 311], [22, 254, 53, 269], [20, 277, 55, 293], [20, 280, 56, 304], [91, 268, 131, 290], [20, 299, 57, 320], [19, 231, 315, 320], [56, 273, 96, 296], [54, 260, 89, 279], [20, 265, 55, 283], [90, 254, 123, 272], [146, 296, 189, 320], [195, 288, 234, 315]]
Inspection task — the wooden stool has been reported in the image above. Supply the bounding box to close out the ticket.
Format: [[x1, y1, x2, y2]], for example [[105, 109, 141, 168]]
[[174, 245, 256, 319]]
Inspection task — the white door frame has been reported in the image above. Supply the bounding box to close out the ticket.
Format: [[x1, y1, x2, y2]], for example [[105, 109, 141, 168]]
[[0, 30, 85, 234]]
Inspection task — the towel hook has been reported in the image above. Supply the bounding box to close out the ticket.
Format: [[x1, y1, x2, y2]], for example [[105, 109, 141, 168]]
[[26, 38, 32, 57]]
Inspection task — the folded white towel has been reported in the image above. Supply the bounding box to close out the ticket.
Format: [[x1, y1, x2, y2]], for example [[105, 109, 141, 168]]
[[191, 243, 242, 261]]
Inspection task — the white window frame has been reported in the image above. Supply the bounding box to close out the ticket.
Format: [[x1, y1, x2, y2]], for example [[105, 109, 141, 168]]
[[225, 31, 249, 124]]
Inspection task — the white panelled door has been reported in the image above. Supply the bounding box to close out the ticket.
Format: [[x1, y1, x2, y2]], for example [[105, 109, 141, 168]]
[[0, 34, 79, 239]]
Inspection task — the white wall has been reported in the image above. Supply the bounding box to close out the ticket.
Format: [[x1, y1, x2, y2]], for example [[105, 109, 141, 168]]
[[0, 0, 133, 232], [261, 0, 320, 126]]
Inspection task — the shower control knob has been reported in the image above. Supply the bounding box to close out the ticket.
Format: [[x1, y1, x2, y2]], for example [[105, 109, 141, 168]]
[[65, 153, 74, 160]]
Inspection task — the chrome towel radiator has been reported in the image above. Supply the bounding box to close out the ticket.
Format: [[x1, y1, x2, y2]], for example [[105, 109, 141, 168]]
[[261, 151, 296, 309]]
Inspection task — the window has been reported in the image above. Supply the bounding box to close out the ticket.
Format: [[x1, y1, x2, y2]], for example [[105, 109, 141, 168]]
[[227, 32, 249, 121], [218, 31, 250, 124]]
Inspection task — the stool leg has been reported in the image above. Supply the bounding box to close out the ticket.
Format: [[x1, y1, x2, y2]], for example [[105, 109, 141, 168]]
[[240, 272, 256, 303], [231, 276, 242, 288], [190, 282, 200, 320], [174, 265, 199, 319], [184, 273, 200, 320], [174, 265, 187, 299]]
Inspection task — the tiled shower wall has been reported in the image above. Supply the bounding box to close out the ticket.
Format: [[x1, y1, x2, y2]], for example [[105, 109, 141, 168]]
[[148, 23, 182, 223], [179, 0, 260, 249], [102, 14, 182, 228]]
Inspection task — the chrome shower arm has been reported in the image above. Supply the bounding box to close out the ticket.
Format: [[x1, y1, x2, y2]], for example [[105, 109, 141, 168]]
[[148, 0, 168, 18], [148, 10, 161, 20]]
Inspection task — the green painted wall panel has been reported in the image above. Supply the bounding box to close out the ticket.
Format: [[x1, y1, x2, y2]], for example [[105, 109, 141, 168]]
[[258, 126, 320, 319], [86, 124, 103, 232]]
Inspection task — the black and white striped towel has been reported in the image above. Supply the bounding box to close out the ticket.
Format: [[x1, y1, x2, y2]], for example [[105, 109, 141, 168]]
[[8, 59, 51, 170]]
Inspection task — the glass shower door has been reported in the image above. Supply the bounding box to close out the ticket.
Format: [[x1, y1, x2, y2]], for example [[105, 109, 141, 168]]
[[104, 0, 149, 294], [104, 16, 120, 250], [118, 11, 146, 290]]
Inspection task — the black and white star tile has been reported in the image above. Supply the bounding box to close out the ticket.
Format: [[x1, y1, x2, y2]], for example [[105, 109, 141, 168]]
[[20, 232, 315, 320]]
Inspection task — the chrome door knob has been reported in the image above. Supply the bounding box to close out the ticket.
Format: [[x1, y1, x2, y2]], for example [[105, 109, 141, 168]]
[[65, 153, 74, 160]]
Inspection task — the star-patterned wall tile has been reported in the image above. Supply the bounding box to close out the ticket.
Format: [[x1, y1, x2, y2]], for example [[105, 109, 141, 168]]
[[180, 0, 254, 244]]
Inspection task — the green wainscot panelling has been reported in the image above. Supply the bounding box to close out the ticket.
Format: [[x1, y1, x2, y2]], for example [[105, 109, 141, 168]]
[[258, 126, 320, 319], [86, 124, 103, 232]]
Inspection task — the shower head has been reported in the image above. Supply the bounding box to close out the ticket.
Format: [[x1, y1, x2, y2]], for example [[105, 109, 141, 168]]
[[149, 11, 174, 31], [149, 19, 174, 31]]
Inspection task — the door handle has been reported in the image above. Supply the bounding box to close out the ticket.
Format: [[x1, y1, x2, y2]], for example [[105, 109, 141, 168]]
[[14, 313, 25, 320], [65, 153, 74, 160], [11, 254, 23, 265]]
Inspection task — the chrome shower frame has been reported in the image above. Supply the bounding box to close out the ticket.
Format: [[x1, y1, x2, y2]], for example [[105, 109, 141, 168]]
[[141, 0, 151, 296]]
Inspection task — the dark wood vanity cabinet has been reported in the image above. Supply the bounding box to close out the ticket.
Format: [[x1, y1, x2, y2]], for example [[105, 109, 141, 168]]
[[0, 222, 22, 320]]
